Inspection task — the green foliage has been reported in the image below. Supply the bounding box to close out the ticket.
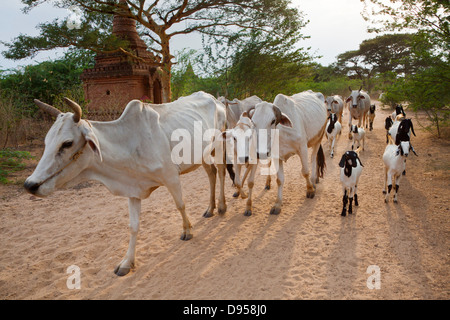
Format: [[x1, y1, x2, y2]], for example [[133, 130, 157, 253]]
[[0, 148, 34, 184], [0, 49, 94, 114]]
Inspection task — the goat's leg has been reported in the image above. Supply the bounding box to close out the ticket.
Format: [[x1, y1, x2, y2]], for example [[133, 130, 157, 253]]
[[354, 185, 359, 206], [383, 167, 388, 195], [393, 174, 402, 203], [341, 189, 348, 217], [385, 171, 393, 203], [348, 197, 353, 214], [115, 197, 141, 276], [330, 136, 336, 158]]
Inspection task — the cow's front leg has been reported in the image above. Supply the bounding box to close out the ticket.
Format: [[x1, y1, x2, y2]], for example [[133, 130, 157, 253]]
[[270, 160, 284, 215], [165, 178, 193, 240], [217, 163, 227, 215], [202, 163, 216, 218], [115, 197, 141, 276], [244, 164, 257, 216]]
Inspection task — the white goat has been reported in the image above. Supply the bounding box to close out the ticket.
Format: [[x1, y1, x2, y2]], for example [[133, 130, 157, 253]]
[[383, 135, 411, 203], [339, 149, 363, 216], [325, 113, 341, 158], [350, 125, 365, 151]]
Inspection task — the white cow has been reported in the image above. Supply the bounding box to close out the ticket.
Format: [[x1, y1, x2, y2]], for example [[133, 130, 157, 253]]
[[325, 95, 344, 124], [218, 95, 263, 129], [248, 91, 327, 215], [24, 91, 227, 276], [345, 87, 370, 139]]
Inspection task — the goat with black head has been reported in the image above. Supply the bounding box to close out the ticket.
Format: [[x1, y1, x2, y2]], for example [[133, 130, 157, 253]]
[[339, 149, 363, 216]]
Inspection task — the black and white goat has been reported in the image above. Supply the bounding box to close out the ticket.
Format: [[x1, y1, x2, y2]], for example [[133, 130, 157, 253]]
[[383, 135, 415, 203], [368, 104, 376, 131], [325, 113, 342, 158], [384, 116, 394, 143], [389, 118, 417, 175], [391, 104, 406, 120], [350, 124, 365, 151], [339, 149, 363, 216]]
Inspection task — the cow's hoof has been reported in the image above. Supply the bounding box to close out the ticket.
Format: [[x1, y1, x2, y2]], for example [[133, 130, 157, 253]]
[[203, 210, 214, 218], [114, 261, 133, 277], [270, 207, 281, 215], [393, 199, 398, 204], [233, 191, 239, 198], [218, 205, 227, 215], [244, 209, 252, 216], [180, 232, 193, 241], [306, 191, 315, 199]]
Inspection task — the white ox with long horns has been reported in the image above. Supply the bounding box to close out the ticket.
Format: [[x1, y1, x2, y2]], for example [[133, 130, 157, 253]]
[[345, 86, 371, 139], [24, 91, 227, 276]]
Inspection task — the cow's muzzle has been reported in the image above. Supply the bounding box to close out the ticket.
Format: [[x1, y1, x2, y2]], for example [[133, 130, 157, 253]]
[[24, 179, 40, 195]]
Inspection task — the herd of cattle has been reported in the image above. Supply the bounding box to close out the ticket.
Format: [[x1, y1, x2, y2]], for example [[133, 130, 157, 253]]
[[23, 89, 416, 276]]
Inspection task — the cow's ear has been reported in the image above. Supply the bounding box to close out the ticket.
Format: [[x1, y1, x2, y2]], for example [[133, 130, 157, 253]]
[[278, 113, 293, 128], [359, 95, 365, 100], [81, 123, 102, 162], [346, 97, 352, 103]]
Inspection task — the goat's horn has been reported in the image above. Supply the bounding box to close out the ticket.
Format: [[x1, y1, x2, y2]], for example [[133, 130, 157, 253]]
[[34, 99, 62, 118], [63, 97, 82, 123]]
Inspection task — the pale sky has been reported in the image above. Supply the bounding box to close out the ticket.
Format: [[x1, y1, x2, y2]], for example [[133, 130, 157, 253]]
[[0, 0, 374, 70]]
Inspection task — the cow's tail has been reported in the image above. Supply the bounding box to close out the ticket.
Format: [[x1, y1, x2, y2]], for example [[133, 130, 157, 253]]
[[317, 144, 326, 179]]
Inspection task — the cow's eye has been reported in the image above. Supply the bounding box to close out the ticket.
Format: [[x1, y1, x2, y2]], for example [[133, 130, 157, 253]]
[[59, 141, 73, 152]]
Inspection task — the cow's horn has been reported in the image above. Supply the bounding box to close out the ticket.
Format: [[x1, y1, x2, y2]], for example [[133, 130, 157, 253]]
[[34, 99, 62, 118], [63, 97, 82, 123], [359, 85, 362, 91]]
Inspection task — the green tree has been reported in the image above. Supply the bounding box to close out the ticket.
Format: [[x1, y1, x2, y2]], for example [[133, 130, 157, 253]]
[[336, 33, 423, 92], [3, 0, 308, 103], [225, 32, 312, 101]]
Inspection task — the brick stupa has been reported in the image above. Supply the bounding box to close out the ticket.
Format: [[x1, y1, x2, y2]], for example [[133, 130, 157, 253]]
[[81, 1, 162, 111]]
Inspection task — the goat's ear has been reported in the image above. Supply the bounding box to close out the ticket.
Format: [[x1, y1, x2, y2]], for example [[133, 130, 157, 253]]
[[410, 121, 416, 136], [339, 154, 346, 168], [354, 155, 362, 167]]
